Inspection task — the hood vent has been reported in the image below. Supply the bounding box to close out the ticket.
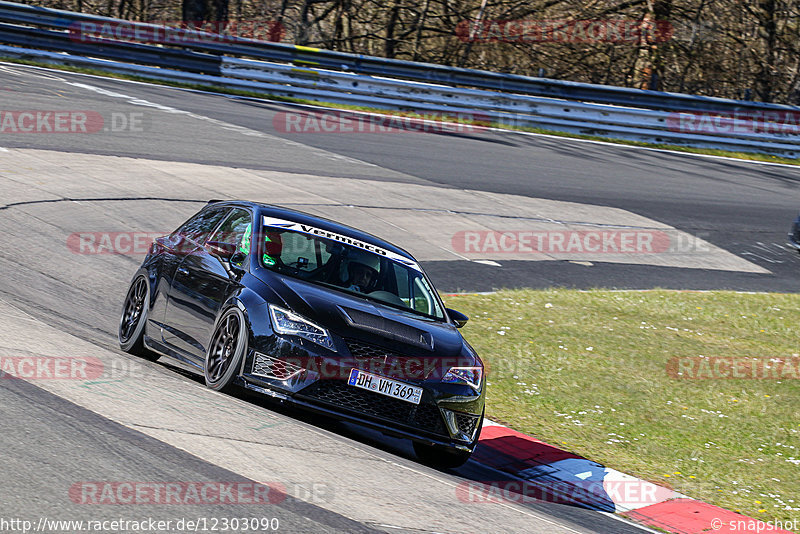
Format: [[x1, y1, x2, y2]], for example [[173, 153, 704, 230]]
[[339, 306, 433, 350]]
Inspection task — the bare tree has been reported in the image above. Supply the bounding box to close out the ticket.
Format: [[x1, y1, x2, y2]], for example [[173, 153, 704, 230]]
[[182, 0, 229, 23], [23, 0, 800, 102]]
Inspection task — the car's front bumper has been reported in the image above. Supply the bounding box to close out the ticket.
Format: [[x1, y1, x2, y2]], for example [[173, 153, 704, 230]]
[[788, 217, 800, 250], [239, 336, 485, 449], [242, 379, 481, 451]]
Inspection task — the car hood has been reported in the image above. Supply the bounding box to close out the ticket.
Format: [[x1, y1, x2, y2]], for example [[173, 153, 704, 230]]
[[253, 270, 468, 360]]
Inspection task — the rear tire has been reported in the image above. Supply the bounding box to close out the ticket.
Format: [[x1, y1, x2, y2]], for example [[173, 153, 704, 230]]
[[204, 307, 248, 392], [118, 275, 159, 361]]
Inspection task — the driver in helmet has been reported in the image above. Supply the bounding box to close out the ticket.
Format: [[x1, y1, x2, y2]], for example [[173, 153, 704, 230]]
[[345, 254, 380, 293]]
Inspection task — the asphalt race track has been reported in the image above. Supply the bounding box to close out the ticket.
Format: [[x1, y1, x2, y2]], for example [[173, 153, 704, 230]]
[[2, 62, 799, 292], [0, 62, 799, 533]]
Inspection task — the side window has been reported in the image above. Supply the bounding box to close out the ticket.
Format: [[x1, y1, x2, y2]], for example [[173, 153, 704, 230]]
[[388, 263, 443, 317], [172, 208, 228, 245], [238, 225, 252, 255], [393, 264, 411, 305], [410, 273, 442, 317], [209, 209, 252, 250]]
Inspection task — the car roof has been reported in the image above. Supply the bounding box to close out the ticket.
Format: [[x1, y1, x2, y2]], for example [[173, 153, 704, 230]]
[[205, 200, 417, 262]]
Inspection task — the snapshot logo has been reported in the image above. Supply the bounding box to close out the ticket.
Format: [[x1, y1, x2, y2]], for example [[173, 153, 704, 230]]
[[667, 356, 800, 380], [0, 111, 146, 134], [69, 481, 333, 505], [668, 110, 800, 136], [273, 110, 488, 134], [69, 20, 285, 44], [712, 518, 799, 533], [450, 230, 708, 255], [455, 480, 674, 507], [455, 19, 673, 43]]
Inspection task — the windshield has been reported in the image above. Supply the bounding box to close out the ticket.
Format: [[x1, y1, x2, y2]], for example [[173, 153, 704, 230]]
[[258, 217, 445, 320]]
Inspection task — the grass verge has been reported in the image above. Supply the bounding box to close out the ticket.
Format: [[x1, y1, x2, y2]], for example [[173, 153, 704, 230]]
[[2, 56, 799, 167], [444, 289, 799, 522]]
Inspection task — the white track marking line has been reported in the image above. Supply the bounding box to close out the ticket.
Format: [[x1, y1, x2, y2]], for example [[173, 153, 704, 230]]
[[61, 80, 378, 168]]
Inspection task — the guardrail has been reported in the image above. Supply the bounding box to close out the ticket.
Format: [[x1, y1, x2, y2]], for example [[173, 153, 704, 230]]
[[1, 1, 799, 157]]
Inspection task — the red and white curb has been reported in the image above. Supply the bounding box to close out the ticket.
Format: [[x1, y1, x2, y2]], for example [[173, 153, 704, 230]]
[[474, 420, 795, 533]]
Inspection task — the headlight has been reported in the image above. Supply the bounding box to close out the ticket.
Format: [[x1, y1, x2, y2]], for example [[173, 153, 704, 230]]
[[442, 366, 482, 391], [268, 304, 336, 351]]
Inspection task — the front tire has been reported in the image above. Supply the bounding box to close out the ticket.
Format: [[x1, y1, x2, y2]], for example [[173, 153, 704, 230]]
[[413, 442, 474, 469], [413, 410, 484, 469], [118, 275, 159, 361], [204, 307, 248, 392]]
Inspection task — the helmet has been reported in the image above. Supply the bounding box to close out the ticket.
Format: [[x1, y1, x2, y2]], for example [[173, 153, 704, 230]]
[[344, 251, 381, 292]]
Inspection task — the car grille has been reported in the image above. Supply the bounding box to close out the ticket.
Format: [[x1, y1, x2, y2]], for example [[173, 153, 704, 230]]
[[454, 412, 480, 438], [345, 339, 436, 380], [252, 352, 303, 380], [300, 380, 447, 436]]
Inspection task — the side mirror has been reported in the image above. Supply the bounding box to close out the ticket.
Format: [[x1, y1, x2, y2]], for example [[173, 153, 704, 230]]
[[230, 251, 247, 266], [207, 241, 246, 279], [446, 308, 469, 328]]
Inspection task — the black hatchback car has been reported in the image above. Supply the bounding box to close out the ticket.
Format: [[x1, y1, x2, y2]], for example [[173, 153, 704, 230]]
[[119, 201, 485, 467], [789, 213, 800, 252]]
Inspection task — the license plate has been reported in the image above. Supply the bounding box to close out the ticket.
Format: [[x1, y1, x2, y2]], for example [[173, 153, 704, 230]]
[[347, 369, 422, 405]]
